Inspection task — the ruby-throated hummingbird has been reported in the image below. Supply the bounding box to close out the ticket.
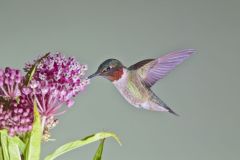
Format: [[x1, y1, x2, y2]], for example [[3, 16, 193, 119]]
[[88, 49, 195, 115]]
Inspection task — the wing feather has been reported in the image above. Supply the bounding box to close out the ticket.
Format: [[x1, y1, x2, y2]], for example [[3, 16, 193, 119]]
[[136, 49, 196, 87]]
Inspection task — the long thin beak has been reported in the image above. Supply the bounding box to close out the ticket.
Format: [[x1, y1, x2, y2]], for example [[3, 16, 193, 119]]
[[88, 72, 99, 79]]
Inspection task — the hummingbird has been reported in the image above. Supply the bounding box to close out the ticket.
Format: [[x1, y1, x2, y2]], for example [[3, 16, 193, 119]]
[[88, 49, 195, 116]]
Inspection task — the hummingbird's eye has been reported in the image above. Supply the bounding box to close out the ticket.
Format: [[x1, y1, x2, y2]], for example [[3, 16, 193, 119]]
[[103, 66, 112, 72], [102, 66, 113, 73], [106, 66, 111, 71]]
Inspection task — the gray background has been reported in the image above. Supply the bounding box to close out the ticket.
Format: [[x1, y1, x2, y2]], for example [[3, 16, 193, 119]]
[[0, 0, 239, 159]]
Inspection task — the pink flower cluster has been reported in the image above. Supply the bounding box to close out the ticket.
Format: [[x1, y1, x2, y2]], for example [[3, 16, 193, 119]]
[[25, 53, 89, 137], [0, 52, 89, 137], [0, 68, 22, 99], [0, 68, 33, 136]]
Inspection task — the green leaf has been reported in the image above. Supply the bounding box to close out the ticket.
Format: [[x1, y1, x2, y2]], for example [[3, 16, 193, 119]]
[[0, 130, 10, 160], [93, 139, 105, 160], [10, 136, 26, 154], [24, 101, 42, 160], [25, 52, 50, 86], [8, 137, 22, 160], [0, 145, 4, 160], [0, 130, 25, 160], [44, 132, 121, 160]]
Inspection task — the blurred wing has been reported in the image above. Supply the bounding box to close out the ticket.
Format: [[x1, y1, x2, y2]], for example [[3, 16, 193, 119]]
[[134, 49, 195, 87]]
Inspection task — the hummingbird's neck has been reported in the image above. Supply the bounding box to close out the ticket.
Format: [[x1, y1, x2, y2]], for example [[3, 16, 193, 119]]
[[112, 68, 128, 85], [107, 67, 126, 82]]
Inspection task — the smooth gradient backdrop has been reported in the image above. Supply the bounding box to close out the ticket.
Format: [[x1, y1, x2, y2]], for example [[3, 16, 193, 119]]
[[0, 0, 239, 159]]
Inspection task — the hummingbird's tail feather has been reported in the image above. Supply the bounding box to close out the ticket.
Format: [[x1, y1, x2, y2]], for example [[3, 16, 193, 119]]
[[147, 102, 179, 116], [166, 106, 179, 116], [150, 96, 179, 116]]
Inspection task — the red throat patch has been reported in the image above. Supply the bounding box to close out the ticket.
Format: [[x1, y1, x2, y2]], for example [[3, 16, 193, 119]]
[[107, 68, 124, 81]]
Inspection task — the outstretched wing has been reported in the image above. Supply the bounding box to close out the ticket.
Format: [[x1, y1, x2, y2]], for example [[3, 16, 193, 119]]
[[129, 49, 195, 87]]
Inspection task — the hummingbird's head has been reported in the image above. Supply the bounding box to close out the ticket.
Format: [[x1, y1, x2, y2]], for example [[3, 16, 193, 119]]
[[88, 59, 125, 81]]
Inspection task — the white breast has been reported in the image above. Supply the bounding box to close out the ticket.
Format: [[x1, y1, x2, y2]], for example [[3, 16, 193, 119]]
[[112, 68, 128, 92], [112, 69, 142, 108]]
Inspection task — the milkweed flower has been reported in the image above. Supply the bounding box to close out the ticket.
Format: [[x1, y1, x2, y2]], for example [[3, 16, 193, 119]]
[[0, 53, 89, 139], [0, 67, 33, 136], [0, 67, 22, 99], [24, 52, 89, 140], [0, 102, 33, 136], [0, 53, 118, 160]]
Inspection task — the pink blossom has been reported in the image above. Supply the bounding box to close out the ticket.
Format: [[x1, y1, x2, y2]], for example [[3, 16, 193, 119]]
[[0, 52, 89, 138], [0, 67, 22, 99], [0, 67, 33, 136], [24, 52, 89, 133]]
